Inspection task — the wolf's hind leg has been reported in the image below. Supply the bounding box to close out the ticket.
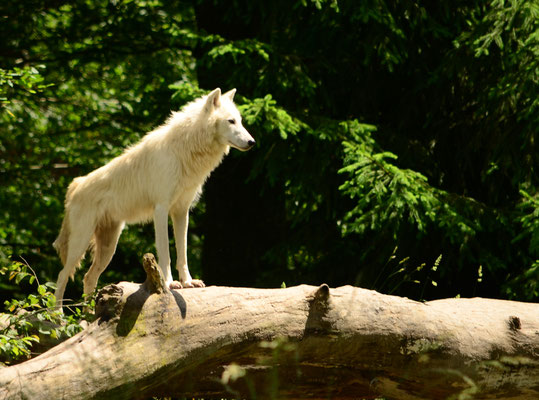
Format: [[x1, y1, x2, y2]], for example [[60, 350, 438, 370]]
[[54, 213, 95, 307], [83, 220, 124, 297]]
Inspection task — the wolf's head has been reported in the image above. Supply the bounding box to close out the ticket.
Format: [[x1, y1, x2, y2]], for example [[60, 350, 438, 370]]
[[205, 88, 255, 151]]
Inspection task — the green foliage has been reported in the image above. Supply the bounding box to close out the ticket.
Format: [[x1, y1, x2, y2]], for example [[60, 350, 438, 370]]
[[1, 0, 537, 308], [507, 190, 539, 298], [340, 136, 439, 236], [0, 260, 93, 365], [0, 66, 52, 106], [240, 94, 306, 140], [339, 128, 485, 246], [514, 190, 539, 255]]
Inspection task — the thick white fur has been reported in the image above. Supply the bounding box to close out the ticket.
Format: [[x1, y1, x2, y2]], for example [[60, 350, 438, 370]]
[[53, 88, 255, 305]]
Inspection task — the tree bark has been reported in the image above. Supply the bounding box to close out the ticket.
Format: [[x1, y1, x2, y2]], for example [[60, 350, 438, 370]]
[[0, 254, 538, 400]]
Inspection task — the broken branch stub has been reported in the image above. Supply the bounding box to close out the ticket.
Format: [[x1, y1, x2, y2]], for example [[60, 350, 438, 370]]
[[141, 253, 169, 294]]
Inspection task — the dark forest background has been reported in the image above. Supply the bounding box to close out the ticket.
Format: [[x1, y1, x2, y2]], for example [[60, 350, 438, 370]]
[[1, 0, 537, 306]]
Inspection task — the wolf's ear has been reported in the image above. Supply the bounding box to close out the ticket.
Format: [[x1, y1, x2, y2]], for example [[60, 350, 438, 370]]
[[205, 88, 221, 112], [223, 88, 236, 101]]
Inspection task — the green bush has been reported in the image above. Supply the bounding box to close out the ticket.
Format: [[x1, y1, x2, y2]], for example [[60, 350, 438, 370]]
[[0, 260, 93, 365]]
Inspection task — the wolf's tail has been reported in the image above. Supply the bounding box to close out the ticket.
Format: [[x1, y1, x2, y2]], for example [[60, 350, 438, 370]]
[[53, 179, 81, 265], [53, 211, 70, 266]]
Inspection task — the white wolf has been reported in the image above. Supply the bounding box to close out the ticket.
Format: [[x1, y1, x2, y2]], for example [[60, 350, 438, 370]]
[[53, 88, 255, 305]]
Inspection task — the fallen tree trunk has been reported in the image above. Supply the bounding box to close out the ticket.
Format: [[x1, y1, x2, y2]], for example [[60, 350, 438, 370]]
[[0, 254, 538, 400]]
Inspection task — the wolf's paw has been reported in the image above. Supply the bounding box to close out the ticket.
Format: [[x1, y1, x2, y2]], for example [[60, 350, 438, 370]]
[[182, 279, 205, 288], [169, 281, 183, 290]]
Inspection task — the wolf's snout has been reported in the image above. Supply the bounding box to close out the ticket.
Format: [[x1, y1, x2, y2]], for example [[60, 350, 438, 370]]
[[241, 139, 255, 151]]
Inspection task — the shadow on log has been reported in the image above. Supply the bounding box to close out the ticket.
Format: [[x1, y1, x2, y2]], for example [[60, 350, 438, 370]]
[[0, 254, 538, 399]]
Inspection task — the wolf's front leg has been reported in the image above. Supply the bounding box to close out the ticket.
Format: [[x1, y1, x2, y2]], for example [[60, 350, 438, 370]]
[[171, 206, 205, 289], [153, 203, 173, 286]]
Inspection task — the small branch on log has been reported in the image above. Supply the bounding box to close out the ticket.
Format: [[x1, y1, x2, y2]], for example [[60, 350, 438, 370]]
[[0, 254, 538, 400]]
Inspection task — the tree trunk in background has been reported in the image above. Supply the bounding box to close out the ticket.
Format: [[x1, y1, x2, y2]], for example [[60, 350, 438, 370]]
[[194, 1, 288, 287], [200, 155, 287, 287], [0, 254, 538, 400]]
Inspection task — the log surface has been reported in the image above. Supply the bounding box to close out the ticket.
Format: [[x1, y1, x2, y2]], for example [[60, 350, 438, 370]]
[[0, 254, 538, 400]]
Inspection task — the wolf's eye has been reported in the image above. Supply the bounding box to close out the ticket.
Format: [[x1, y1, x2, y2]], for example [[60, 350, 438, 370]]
[[228, 119, 236, 124]]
